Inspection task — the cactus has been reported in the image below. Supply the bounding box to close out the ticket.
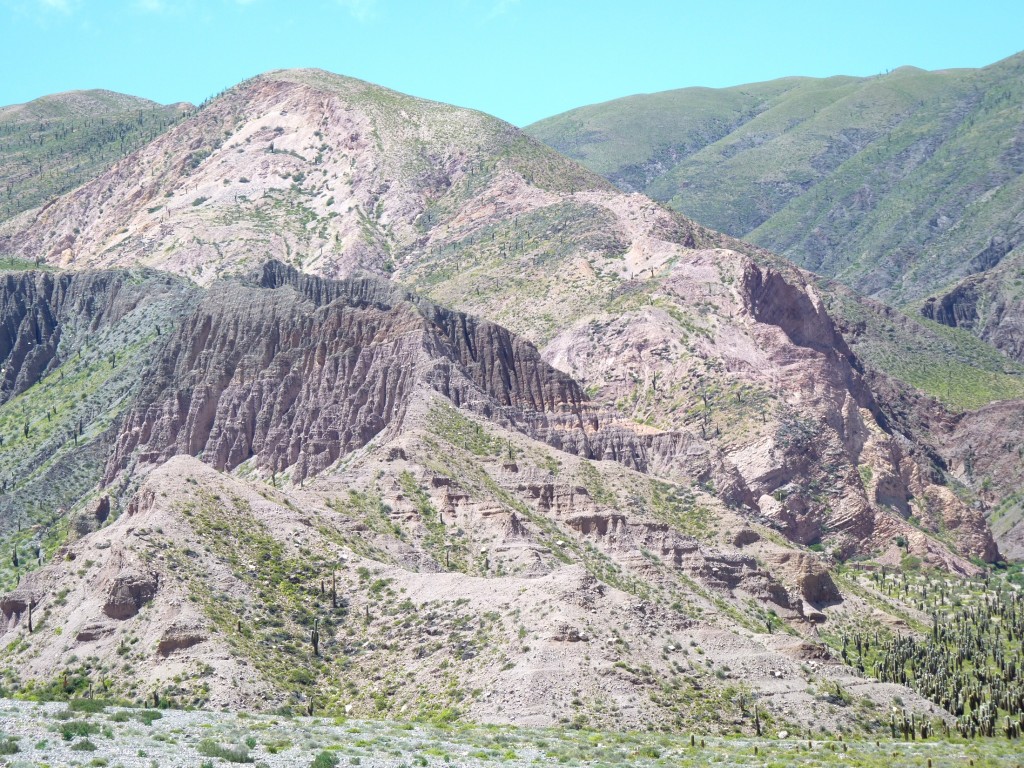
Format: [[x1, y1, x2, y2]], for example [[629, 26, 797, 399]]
[[849, 571, 1024, 740], [311, 618, 320, 656]]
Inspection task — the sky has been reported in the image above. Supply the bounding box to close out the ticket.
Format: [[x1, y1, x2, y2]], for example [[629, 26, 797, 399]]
[[1, 0, 1022, 126]]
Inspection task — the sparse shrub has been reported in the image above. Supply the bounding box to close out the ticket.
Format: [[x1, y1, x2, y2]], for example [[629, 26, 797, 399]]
[[135, 710, 163, 725], [265, 739, 291, 754], [71, 738, 98, 751], [69, 698, 108, 713]]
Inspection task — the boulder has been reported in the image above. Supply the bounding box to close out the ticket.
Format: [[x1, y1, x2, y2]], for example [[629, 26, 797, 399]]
[[103, 570, 158, 620]]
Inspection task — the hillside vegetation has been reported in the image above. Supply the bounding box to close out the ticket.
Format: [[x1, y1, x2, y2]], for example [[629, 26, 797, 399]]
[[527, 52, 1024, 358], [0, 90, 190, 224]]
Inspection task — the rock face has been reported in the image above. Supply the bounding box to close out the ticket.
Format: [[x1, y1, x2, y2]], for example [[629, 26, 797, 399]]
[[0, 269, 191, 403], [157, 618, 208, 655], [921, 281, 981, 330], [106, 262, 589, 482], [939, 399, 1024, 558], [922, 266, 1024, 363], [0, 587, 40, 631], [101, 263, 763, 500], [103, 569, 158, 620], [763, 552, 841, 607]]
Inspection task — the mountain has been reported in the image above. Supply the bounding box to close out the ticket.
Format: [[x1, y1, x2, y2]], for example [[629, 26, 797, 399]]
[[0, 70, 601, 285], [0, 90, 191, 227], [525, 52, 1024, 362], [0, 70, 1020, 733], [0, 261, 952, 728], [0, 69, 1000, 558]]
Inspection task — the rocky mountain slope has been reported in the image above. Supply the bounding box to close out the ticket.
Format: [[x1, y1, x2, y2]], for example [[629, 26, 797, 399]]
[[0, 70, 1020, 731], [0, 267, 193, 555], [0, 264, 952, 731], [0, 69, 1003, 561], [525, 52, 1024, 362], [0, 90, 191, 227], [0, 70, 599, 284]]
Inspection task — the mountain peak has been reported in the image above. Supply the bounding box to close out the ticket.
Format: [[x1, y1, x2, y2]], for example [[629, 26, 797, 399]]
[[0, 88, 187, 121]]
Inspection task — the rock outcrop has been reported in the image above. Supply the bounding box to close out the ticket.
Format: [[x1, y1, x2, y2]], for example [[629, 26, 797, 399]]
[[921, 264, 1024, 363], [0, 269, 192, 403], [103, 567, 159, 620], [105, 263, 589, 482]]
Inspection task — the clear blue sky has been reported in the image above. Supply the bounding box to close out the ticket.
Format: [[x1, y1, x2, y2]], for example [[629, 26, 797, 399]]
[[1, 0, 1022, 126]]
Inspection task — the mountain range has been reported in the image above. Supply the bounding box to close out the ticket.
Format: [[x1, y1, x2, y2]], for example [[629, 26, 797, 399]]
[[0, 65, 1021, 735], [526, 52, 1024, 365]]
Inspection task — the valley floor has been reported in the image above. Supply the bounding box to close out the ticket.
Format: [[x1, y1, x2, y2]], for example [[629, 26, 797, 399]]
[[0, 699, 1019, 768]]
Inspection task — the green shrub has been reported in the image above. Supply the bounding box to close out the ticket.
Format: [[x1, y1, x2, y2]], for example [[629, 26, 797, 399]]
[[0, 736, 18, 755], [71, 738, 98, 751], [135, 710, 163, 726], [197, 739, 253, 763], [310, 751, 340, 768], [59, 721, 100, 741], [69, 698, 109, 714]]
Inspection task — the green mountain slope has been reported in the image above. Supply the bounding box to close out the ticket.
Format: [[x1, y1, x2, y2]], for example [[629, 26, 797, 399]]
[[0, 89, 191, 225], [526, 52, 1024, 356]]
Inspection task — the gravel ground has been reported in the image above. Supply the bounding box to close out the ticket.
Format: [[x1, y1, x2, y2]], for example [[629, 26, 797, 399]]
[[0, 698, 1021, 767]]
